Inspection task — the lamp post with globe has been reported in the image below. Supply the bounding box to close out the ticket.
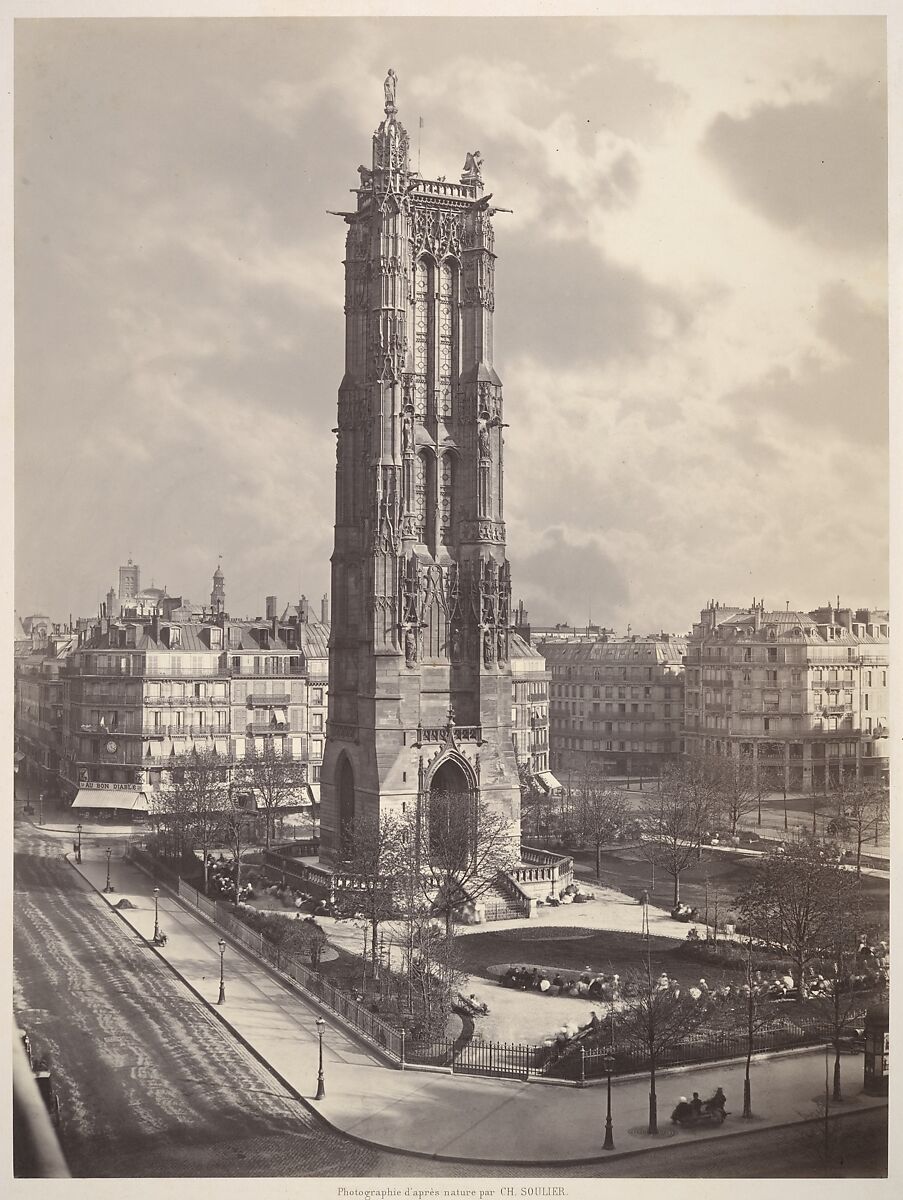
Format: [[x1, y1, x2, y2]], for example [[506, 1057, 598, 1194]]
[[315, 1017, 326, 1100], [602, 1048, 616, 1150], [217, 938, 226, 1004]]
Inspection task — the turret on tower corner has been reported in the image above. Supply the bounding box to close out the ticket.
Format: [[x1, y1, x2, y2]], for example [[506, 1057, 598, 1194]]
[[320, 70, 520, 864]]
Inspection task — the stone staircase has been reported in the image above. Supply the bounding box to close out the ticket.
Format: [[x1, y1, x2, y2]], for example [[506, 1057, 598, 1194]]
[[479, 876, 530, 922]]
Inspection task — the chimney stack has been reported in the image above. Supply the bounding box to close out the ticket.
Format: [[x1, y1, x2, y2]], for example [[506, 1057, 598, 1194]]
[[266, 595, 277, 620], [321, 593, 330, 624], [299, 595, 309, 623]]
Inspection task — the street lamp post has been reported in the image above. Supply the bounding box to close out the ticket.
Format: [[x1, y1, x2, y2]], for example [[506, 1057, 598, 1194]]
[[76, 824, 82, 864], [103, 847, 114, 893], [153, 887, 160, 943], [217, 938, 226, 1004], [315, 1016, 326, 1100], [602, 1049, 616, 1150]]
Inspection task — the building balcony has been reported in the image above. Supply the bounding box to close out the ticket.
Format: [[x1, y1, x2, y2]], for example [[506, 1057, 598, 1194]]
[[246, 693, 293, 707], [144, 724, 229, 737]]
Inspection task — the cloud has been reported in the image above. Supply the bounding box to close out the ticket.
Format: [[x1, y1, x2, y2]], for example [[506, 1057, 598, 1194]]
[[702, 78, 887, 250], [14, 18, 889, 632], [496, 235, 692, 369], [513, 528, 630, 626], [723, 281, 887, 444]]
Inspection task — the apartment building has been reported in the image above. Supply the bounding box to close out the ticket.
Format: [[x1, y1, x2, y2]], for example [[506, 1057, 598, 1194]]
[[15, 566, 332, 819], [509, 632, 558, 792], [683, 600, 890, 791], [541, 634, 687, 780]]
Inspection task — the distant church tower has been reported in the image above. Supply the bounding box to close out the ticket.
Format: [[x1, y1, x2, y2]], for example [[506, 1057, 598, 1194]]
[[320, 70, 520, 861], [210, 563, 225, 615], [118, 557, 140, 602]]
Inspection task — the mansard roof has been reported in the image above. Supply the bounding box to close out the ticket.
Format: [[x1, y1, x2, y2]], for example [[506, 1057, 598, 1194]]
[[540, 636, 687, 665]]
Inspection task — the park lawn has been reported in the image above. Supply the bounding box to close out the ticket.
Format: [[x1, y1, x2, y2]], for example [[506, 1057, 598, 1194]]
[[456, 926, 773, 991]]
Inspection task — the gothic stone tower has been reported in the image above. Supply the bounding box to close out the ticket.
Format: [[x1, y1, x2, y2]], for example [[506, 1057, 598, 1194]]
[[320, 70, 521, 863]]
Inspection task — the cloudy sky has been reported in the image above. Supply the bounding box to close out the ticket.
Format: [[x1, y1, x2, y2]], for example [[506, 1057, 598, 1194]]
[[15, 14, 888, 632]]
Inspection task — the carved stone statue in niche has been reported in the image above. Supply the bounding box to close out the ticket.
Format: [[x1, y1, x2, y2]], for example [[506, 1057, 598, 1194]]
[[449, 624, 463, 663], [483, 628, 496, 668], [401, 405, 415, 457], [405, 626, 418, 667], [477, 411, 501, 460], [497, 627, 507, 664]]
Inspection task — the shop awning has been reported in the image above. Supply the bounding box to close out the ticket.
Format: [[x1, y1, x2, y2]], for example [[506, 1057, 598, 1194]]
[[306, 783, 320, 806], [72, 789, 149, 812], [534, 771, 563, 794], [272, 708, 288, 727]]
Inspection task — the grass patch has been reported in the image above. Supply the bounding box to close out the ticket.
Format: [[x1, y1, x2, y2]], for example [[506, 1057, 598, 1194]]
[[457, 926, 756, 990]]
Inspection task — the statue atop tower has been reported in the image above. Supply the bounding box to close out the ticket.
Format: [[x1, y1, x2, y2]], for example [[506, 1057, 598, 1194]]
[[320, 72, 520, 864]]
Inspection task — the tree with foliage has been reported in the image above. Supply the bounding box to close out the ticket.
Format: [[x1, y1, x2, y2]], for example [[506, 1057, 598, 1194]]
[[578, 766, 629, 882], [735, 840, 860, 1000], [640, 757, 716, 907], [334, 810, 406, 974], [162, 749, 229, 891], [617, 955, 712, 1133], [408, 789, 519, 936], [234, 743, 310, 849], [712, 756, 758, 836]]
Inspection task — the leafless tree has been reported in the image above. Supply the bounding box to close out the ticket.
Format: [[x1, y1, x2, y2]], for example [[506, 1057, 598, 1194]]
[[828, 776, 889, 876], [731, 930, 783, 1118], [517, 759, 547, 844], [735, 840, 860, 1001], [405, 789, 519, 936], [617, 956, 712, 1134], [712, 756, 758, 836], [162, 749, 229, 891], [335, 809, 406, 974], [234, 743, 309, 849], [219, 789, 255, 905], [578, 765, 629, 882], [808, 890, 873, 1101], [640, 758, 715, 907]]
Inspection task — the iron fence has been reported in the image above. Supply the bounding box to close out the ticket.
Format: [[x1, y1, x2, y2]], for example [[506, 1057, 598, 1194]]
[[544, 1018, 839, 1081], [156, 862, 404, 1061], [405, 1037, 538, 1079]]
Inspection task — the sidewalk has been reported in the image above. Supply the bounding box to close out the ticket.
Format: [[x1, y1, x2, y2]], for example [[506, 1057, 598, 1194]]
[[68, 845, 886, 1166]]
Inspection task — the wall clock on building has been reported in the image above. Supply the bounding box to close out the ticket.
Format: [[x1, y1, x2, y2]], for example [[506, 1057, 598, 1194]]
[[105, 739, 118, 754]]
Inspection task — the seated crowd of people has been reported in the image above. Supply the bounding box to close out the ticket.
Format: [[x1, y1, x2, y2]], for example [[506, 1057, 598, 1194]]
[[205, 854, 254, 903], [670, 903, 700, 922], [543, 883, 596, 907], [260, 880, 333, 916], [500, 966, 622, 1001]]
